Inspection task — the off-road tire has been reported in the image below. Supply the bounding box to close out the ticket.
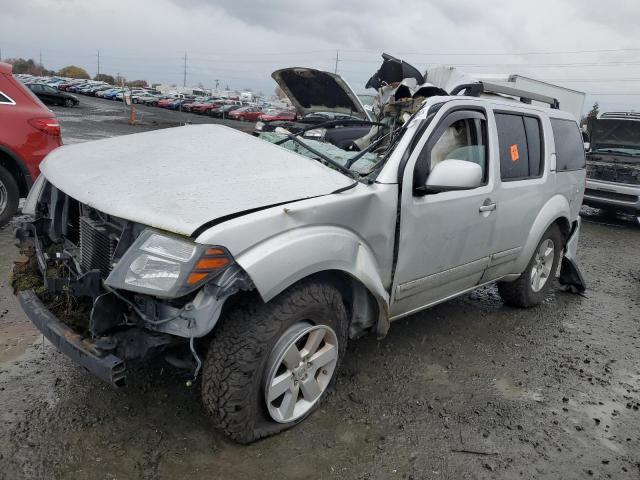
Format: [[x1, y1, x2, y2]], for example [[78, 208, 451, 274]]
[[0, 165, 19, 228], [497, 225, 563, 307], [201, 281, 348, 443]]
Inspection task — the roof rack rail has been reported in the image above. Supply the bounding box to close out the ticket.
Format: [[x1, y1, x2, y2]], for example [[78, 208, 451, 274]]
[[450, 81, 560, 110]]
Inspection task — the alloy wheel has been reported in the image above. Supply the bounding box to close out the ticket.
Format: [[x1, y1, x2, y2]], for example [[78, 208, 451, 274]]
[[265, 323, 338, 423], [0, 178, 7, 216], [530, 239, 555, 292]]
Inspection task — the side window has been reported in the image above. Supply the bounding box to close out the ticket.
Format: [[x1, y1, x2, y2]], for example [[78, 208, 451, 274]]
[[0, 91, 14, 105], [495, 113, 543, 180], [551, 119, 586, 171], [414, 110, 488, 189]]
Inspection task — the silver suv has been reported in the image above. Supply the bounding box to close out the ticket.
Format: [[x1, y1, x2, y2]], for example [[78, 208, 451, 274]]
[[14, 81, 586, 443]]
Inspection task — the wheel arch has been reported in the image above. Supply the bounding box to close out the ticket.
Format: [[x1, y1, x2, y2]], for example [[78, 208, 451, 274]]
[[513, 194, 572, 273], [0, 146, 31, 197], [233, 226, 391, 337]]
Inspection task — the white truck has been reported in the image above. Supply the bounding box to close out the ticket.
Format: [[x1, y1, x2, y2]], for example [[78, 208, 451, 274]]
[[426, 66, 586, 122]]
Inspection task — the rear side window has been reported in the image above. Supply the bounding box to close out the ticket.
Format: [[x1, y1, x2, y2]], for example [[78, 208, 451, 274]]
[[551, 119, 586, 171], [0, 91, 14, 105], [495, 113, 543, 180]]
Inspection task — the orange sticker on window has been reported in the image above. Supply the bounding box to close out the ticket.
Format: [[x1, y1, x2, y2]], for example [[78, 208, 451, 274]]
[[510, 144, 520, 162]]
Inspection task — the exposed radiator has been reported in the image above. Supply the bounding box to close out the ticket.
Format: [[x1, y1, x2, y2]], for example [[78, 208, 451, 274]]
[[79, 216, 118, 277]]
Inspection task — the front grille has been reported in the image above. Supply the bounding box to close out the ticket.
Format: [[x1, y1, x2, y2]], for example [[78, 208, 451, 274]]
[[584, 188, 639, 203], [79, 216, 118, 277], [586, 163, 640, 185]]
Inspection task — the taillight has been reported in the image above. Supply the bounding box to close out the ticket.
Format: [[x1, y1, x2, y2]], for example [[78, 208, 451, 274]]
[[28, 118, 61, 137]]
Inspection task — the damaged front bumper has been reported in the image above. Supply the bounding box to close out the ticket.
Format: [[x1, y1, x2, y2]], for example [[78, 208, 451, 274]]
[[18, 290, 127, 387]]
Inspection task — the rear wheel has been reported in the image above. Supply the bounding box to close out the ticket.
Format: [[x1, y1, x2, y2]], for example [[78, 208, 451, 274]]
[[201, 281, 348, 443], [498, 225, 563, 307], [0, 165, 19, 227]]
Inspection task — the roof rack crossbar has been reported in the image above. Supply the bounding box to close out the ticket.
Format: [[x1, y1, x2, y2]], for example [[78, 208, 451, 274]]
[[450, 81, 560, 110]]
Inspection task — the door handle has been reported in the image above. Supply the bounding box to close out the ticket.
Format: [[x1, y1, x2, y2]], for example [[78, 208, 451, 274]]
[[479, 203, 496, 212]]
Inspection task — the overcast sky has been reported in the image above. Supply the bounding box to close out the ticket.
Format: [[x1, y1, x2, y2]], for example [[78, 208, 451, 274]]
[[3, 0, 640, 113]]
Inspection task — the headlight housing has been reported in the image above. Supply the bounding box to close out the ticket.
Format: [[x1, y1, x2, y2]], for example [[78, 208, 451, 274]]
[[255, 121, 265, 131], [105, 229, 233, 298]]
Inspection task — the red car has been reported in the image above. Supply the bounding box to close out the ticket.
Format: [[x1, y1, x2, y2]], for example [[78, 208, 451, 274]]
[[257, 110, 297, 122], [228, 106, 263, 121], [193, 102, 222, 114], [0, 62, 62, 226]]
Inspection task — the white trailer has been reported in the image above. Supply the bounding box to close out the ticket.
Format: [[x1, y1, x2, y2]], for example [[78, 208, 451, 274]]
[[425, 66, 586, 121]]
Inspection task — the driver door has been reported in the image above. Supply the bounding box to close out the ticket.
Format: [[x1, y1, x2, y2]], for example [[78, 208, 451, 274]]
[[390, 107, 498, 318]]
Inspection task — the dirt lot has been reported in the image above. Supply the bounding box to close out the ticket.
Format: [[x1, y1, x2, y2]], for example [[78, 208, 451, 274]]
[[0, 99, 639, 480]]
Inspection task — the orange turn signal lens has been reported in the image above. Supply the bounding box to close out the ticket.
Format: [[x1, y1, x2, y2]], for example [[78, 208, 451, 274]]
[[195, 257, 230, 270], [205, 248, 226, 256], [187, 272, 209, 285]]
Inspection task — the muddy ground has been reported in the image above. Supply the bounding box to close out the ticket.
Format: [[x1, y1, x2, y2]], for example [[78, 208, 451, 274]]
[[0, 99, 639, 479]]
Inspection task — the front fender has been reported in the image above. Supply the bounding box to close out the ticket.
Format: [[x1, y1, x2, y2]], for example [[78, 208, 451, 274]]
[[514, 194, 571, 273], [234, 225, 390, 331]]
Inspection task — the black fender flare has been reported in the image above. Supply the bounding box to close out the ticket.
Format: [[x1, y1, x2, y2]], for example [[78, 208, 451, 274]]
[[0, 145, 32, 196]]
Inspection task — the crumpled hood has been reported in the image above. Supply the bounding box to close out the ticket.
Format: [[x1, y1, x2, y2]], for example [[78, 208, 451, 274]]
[[272, 68, 368, 120], [40, 124, 352, 236]]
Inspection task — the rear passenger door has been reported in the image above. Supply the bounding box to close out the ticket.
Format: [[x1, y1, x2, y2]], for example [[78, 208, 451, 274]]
[[483, 110, 549, 280]]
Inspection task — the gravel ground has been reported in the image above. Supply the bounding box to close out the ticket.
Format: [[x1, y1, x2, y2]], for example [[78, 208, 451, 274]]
[[0, 98, 639, 479]]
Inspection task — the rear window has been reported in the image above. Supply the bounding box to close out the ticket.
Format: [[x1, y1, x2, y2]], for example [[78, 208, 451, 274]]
[[551, 119, 586, 171], [495, 113, 544, 180]]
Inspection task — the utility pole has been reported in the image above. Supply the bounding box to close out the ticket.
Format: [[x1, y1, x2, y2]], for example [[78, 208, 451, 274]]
[[334, 50, 339, 74], [183, 52, 187, 87], [215, 79, 219, 91], [97, 50, 100, 76], [39, 51, 42, 67]]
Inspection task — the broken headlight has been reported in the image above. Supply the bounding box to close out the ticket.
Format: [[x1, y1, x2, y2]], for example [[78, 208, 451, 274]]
[[105, 229, 233, 298]]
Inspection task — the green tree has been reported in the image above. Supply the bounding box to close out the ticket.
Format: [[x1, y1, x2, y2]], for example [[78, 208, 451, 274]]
[[94, 73, 115, 84], [57, 65, 90, 79], [587, 102, 600, 118], [126, 79, 148, 88]]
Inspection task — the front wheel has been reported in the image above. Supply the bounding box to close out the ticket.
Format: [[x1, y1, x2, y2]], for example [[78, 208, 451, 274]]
[[498, 225, 563, 307], [64, 98, 75, 107], [201, 281, 348, 443]]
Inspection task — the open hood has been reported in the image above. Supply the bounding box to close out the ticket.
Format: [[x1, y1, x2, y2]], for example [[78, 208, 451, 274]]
[[40, 125, 352, 237], [588, 118, 640, 156], [272, 68, 369, 120]]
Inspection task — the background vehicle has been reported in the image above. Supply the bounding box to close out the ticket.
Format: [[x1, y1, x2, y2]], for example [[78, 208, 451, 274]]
[[27, 83, 78, 107], [0, 62, 62, 226], [583, 112, 640, 214], [209, 104, 241, 118], [229, 105, 263, 121], [257, 109, 296, 122], [254, 68, 375, 149]]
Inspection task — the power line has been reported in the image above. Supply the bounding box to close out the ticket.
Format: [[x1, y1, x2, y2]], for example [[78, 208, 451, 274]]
[[337, 47, 640, 57]]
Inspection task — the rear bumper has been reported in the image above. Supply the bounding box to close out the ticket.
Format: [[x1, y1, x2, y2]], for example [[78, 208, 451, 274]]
[[18, 290, 126, 387], [583, 179, 640, 212]]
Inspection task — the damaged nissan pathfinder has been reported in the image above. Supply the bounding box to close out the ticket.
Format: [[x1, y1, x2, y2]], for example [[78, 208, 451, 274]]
[[13, 63, 587, 443]]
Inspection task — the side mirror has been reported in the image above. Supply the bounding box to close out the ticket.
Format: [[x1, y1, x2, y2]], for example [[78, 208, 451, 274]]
[[424, 159, 483, 193]]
